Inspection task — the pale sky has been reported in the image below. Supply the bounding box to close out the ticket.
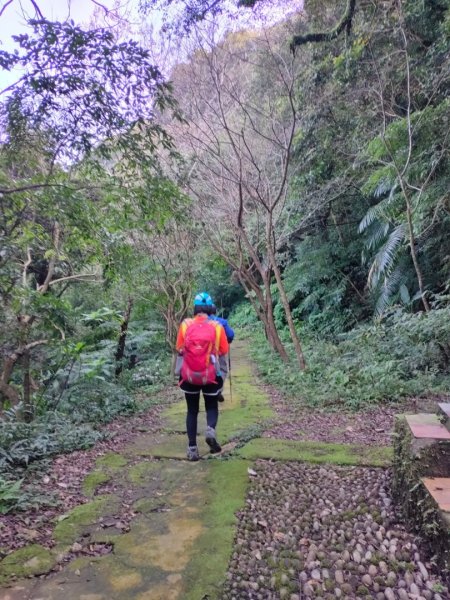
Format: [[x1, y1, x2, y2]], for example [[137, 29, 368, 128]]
[[0, 0, 304, 90], [0, 0, 140, 89]]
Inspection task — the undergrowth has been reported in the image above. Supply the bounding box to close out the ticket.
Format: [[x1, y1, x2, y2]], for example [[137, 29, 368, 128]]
[[233, 305, 450, 410]]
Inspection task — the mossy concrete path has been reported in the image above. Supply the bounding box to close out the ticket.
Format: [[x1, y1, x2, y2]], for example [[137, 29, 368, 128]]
[[0, 341, 392, 600]]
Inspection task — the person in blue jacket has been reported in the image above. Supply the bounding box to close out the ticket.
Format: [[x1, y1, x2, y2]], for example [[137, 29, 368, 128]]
[[209, 305, 234, 403], [209, 305, 234, 343]]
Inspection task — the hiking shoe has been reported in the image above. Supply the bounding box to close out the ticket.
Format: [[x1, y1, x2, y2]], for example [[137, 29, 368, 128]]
[[205, 426, 222, 454], [217, 393, 225, 403], [187, 445, 199, 461]]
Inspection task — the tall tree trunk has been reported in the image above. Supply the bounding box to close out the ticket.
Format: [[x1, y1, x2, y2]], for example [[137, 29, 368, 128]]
[[266, 223, 306, 369], [237, 269, 289, 361], [0, 339, 47, 412], [272, 261, 306, 369], [23, 349, 33, 422], [401, 185, 430, 313], [115, 297, 134, 378]]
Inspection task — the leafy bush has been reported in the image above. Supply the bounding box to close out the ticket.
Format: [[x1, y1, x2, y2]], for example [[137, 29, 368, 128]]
[[0, 477, 24, 513], [0, 412, 103, 474], [247, 307, 450, 410], [231, 302, 259, 329], [55, 380, 137, 424]]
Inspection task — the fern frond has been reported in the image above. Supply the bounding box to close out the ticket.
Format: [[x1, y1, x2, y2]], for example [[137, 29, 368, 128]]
[[368, 223, 406, 288], [374, 178, 394, 198], [358, 184, 399, 233], [364, 220, 390, 251], [375, 265, 405, 316]]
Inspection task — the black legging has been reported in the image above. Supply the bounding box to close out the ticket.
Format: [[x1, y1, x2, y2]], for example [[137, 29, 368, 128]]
[[185, 393, 218, 446]]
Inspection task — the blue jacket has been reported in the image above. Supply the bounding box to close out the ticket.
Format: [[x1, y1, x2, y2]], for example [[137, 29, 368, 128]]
[[210, 315, 234, 343]]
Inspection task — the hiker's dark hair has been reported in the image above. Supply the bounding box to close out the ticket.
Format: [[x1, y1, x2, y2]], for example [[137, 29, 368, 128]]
[[210, 305, 217, 315], [194, 305, 212, 315]]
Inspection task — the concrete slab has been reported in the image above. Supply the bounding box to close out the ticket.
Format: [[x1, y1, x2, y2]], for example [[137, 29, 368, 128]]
[[422, 477, 450, 512], [405, 414, 450, 439], [438, 402, 450, 419]]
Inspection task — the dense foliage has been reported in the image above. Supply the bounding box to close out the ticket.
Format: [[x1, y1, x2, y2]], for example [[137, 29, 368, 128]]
[[233, 303, 450, 410], [0, 0, 449, 505]]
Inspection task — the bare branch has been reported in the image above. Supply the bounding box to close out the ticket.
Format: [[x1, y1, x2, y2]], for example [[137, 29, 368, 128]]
[[0, 0, 14, 18]]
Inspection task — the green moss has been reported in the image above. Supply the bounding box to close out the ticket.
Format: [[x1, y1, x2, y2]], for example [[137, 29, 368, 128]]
[[54, 495, 119, 546], [0, 544, 55, 583], [96, 453, 128, 471], [132, 497, 167, 514], [357, 585, 369, 595], [127, 460, 161, 485], [181, 459, 250, 600], [237, 438, 393, 466], [68, 556, 97, 571], [83, 470, 111, 497]]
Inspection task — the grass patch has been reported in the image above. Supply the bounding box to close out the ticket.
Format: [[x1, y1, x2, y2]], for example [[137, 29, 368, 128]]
[[237, 438, 393, 466]]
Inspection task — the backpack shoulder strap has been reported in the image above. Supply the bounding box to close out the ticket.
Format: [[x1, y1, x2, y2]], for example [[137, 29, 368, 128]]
[[211, 320, 221, 354], [181, 318, 194, 336], [179, 318, 194, 348]]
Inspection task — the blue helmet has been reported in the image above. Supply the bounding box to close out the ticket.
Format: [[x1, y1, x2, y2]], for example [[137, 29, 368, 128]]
[[194, 292, 213, 306]]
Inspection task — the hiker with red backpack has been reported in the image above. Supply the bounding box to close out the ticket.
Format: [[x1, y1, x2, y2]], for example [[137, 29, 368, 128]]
[[175, 292, 229, 461]]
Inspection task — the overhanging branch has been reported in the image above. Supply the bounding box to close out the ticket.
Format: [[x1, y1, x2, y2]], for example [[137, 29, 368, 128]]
[[290, 0, 356, 51]]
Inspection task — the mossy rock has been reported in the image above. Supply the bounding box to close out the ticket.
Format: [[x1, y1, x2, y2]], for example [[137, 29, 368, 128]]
[[0, 544, 55, 584], [127, 460, 161, 485], [132, 497, 168, 514], [54, 495, 119, 546], [96, 453, 128, 471], [83, 470, 111, 497], [181, 459, 250, 600], [392, 415, 450, 512]]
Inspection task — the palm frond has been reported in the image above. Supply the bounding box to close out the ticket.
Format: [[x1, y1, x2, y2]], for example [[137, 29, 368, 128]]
[[368, 223, 406, 288], [375, 265, 405, 316], [364, 220, 390, 252], [358, 184, 399, 233]]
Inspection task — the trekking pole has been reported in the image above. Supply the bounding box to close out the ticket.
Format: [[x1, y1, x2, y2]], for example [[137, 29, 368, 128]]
[[228, 348, 233, 403]]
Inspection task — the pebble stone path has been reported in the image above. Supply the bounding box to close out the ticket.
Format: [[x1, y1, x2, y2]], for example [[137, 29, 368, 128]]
[[0, 341, 449, 599]]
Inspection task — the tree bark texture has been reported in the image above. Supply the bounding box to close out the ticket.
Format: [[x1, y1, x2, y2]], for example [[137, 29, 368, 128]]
[[115, 297, 134, 377]]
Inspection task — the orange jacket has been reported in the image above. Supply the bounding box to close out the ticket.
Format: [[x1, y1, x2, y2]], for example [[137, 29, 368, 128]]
[[176, 314, 229, 356]]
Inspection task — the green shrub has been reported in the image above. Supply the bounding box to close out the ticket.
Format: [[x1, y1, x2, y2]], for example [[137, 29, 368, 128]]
[[247, 307, 450, 409], [56, 380, 137, 424], [0, 477, 24, 513], [0, 412, 103, 474]]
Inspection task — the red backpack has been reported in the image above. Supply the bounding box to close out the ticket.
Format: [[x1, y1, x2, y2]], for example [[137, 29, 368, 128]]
[[180, 319, 219, 386]]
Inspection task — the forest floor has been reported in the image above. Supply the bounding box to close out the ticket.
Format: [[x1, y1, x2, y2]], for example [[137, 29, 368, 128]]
[[0, 341, 448, 599]]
